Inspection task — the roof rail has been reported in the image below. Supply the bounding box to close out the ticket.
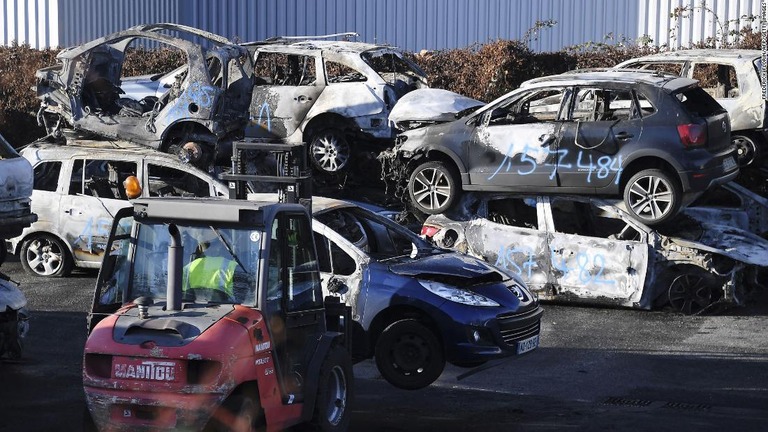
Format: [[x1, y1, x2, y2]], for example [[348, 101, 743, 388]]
[[241, 32, 359, 46]]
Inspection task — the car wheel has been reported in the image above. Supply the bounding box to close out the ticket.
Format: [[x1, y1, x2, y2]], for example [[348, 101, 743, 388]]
[[311, 344, 353, 431], [732, 134, 759, 167], [309, 129, 351, 173], [375, 319, 445, 390], [20, 234, 73, 277], [408, 161, 460, 215], [623, 169, 681, 225], [667, 269, 717, 315]]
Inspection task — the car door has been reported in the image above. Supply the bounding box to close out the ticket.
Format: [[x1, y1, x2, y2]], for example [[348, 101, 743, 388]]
[[247, 51, 324, 139], [59, 157, 137, 265], [468, 88, 564, 189], [556, 86, 639, 190], [463, 196, 554, 295], [543, 197, 652, 308]]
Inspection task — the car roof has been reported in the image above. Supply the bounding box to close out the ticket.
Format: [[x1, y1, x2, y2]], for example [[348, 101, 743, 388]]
[[620, 49, 761, 63], [249, 39, 396, 55], [23, 140, 172, 158], [521, 69, 695, 90], [131, 196, 307, 224]]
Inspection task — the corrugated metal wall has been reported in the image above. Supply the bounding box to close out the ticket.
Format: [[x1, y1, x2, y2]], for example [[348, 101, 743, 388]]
[[1, 0, 763, 52]]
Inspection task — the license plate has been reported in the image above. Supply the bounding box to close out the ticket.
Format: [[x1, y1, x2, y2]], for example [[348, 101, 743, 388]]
[[516, 335, 539, 355], [112, 357, 184, 382], [723, 156, 737, 172]]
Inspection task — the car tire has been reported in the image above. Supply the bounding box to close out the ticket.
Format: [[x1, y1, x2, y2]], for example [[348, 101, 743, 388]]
[[309, 129, 351, 174], [206, 392, 264, 432], [732, 134, 760, 167], [374, 319, 445, 390], [408, 161, 460, 215], [623, 169, 681, 226], [20, 234, 73, 277], [311, 344, 353, 432], [666, 268, 718, 315]]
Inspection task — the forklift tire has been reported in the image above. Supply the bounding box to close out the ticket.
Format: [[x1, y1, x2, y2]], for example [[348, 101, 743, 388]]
[[311, 344, 353, 432], [374, 319, 445, 390]]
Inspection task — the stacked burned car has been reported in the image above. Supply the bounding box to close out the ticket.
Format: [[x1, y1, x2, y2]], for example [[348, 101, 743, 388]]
[[383, 69, 738, 226], [35, 23, 254, 168]]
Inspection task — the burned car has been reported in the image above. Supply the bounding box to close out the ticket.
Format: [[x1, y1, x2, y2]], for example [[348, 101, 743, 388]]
[[685, 181, 768, 239], [616, 49, 766, 166], [311, 197, 542, 389], [382, 69, 738, 225], [7, 140, 228, 277], [35, 23, 254, 167], [243, 36, 428, 175], [421, 193, 768, 315], [0, 134, 37, 241]]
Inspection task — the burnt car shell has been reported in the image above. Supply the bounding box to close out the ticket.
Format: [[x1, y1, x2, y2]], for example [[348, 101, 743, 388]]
[[36, 23, 253, 165]]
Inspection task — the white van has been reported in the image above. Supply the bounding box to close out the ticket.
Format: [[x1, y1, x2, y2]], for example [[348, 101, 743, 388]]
[[7, 140, 228, 277]]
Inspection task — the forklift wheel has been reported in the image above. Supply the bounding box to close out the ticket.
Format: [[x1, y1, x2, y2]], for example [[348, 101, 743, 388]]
[[311, 344, 353, 431]]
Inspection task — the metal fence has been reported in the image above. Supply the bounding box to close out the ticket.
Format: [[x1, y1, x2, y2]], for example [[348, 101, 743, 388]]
[[1, 0, 763, 52]]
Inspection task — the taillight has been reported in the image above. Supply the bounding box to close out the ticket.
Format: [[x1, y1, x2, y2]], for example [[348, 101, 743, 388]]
[[677, 123, 707, 148], [421, 225, 440, 238]]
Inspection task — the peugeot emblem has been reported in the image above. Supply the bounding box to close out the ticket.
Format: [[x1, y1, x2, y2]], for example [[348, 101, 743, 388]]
[[722, 121, 727, 132]]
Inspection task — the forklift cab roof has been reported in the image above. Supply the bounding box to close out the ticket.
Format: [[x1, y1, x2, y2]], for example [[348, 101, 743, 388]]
[[131, 196, 310, 226]]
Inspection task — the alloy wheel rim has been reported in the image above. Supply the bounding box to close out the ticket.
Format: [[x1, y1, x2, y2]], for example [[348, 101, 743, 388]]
[[668, 274, 712, 314], [26, 239, 63, 276], [326, 365, 347, 426], [412, 167, 451, 211], [733, 136, 756, 166], [627, 175, 673, 220], [311, 135, 350, 172]]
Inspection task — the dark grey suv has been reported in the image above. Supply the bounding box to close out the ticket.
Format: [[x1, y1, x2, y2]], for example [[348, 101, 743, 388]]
[[383, 70, 738, 225]]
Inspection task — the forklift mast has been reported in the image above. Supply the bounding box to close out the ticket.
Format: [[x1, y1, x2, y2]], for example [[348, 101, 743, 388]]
[[219, 138, 312, 211]]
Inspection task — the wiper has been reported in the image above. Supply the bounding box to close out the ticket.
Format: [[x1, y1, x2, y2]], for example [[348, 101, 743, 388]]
[[209, 226, 249, 274]]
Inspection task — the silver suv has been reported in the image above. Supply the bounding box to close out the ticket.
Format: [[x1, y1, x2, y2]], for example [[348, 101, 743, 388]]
[[7, 140, 227, 277], [617, 49, 765, 166], [243, 36, 428, 175]]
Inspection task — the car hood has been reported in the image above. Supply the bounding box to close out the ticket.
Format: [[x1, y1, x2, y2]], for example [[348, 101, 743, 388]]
[[0, 157, 34, 202], [388, 252, 505, 285], [389, 88, 483, 130], [667, 222, 768, 267]]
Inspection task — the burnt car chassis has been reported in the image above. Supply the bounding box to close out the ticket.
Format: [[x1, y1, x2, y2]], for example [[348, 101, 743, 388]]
[[35, 23, 254, 168]]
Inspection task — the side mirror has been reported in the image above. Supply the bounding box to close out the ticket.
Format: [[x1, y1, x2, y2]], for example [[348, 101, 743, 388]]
[[123, 175, 142, 199], [328, 276, 349, 295]]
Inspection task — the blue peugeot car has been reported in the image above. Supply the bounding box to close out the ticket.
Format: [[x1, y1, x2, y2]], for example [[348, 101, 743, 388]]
[[311, 197, 543, 390]]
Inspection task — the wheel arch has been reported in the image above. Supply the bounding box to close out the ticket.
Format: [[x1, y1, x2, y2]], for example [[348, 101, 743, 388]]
[[619, 156, 683, 195], [159, 120, 217, 152], [12, 229, 75, 258], [303, 113, 357, 142]]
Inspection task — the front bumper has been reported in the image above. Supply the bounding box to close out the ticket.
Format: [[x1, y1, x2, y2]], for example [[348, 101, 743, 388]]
[[437, 303, 544, 363]]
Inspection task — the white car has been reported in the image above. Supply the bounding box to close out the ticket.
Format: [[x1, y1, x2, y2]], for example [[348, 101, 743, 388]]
[[7, 140, 228, 277]]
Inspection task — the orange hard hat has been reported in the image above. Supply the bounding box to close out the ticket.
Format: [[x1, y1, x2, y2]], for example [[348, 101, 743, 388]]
[[123, 175, 142, 199]]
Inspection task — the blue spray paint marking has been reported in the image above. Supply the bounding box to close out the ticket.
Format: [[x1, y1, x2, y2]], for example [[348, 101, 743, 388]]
[[254, 101, 272, 132], [550, 246, 615, 285], [165, 82, 217, 122], [494, 245, 538, 279], [76, 217, 113, 253], [488, 145, 623, 185]]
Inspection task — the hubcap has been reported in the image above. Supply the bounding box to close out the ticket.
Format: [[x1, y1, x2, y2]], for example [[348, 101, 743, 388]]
[[732, 136, 756, 166], [627, 175, 673, 221], [412, 168, 451, 211], [392, 334, 429, 373], [26, 239, 63, 276], [311, 134, 350, 172]]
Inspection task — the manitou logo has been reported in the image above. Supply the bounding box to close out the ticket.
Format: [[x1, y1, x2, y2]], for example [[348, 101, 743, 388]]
[[113, 360, 178, 382]]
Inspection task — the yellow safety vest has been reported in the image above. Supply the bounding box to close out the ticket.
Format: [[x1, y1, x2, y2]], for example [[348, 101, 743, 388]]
[[183, 257, 237, 297]]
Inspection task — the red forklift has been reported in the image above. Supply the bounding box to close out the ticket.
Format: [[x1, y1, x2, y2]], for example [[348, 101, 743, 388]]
[[83, 140, 353, 431]]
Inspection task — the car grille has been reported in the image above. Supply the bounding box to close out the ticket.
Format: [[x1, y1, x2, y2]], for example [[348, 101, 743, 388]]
[[497, 307, 542, 346]]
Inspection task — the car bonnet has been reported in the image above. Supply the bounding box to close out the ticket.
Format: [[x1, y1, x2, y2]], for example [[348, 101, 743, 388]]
[[667, 223, 768, 267], [388, 251, 504, 283], [389, 88, 484, 124]]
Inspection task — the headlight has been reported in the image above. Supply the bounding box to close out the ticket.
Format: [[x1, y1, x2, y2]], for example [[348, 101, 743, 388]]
[[419, 280, 500, 307]]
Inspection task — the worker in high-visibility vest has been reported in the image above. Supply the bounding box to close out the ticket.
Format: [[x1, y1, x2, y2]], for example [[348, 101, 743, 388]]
[[183, 241, 236, 301]]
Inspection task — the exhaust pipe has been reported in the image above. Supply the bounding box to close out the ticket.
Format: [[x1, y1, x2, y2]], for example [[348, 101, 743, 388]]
[[167, 224, 183, 311]]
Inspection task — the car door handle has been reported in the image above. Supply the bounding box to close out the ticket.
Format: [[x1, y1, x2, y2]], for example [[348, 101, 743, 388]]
[[615, 132, 634, 140], [64, 209, 76, 215], [295, 95, 313, 103]]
